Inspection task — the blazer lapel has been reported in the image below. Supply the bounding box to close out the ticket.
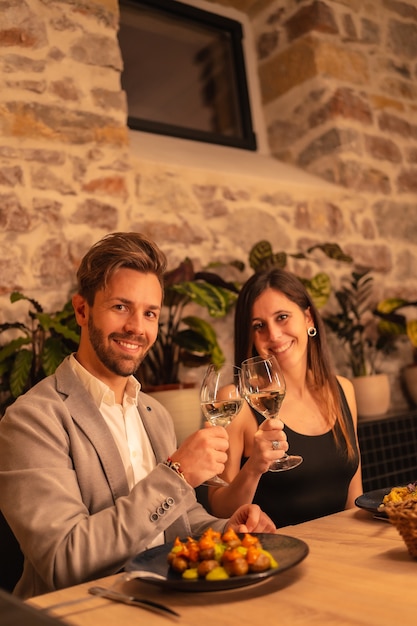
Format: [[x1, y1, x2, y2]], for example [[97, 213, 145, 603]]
[[55, 359, 130, 500]]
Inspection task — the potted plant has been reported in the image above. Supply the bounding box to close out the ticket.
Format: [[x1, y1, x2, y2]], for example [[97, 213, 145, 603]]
[[0, 292, 80, 415], [375, 297, 417, 405], [137, 257, 242, 444], [137, 257, 241, 389], [248, 240, 353, 309], [322, 269, 394, 417]]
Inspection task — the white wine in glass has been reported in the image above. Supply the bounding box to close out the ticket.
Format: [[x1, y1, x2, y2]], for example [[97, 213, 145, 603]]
[[200, 363, 243, 486], [241, 354, 303, 472]]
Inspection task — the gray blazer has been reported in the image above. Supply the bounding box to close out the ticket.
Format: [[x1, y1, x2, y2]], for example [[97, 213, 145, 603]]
[[0, 357, 226, 598]]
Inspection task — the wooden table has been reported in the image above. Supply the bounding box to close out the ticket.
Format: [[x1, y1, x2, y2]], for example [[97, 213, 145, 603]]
[[28, 508, 416, 626]]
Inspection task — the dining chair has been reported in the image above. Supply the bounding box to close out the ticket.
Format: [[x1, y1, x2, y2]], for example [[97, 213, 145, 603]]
[[0, 511, 24, 593]]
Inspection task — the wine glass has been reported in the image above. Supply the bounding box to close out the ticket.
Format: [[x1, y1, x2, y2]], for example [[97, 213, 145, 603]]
[[241, 354, 303, 472], [200, 363, 244, 487]]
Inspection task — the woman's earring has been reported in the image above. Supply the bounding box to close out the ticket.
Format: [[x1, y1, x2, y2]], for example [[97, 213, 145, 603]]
[[307, 326, 317, 337]]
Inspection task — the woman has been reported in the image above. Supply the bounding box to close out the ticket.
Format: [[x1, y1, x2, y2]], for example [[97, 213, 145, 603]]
[[208, 268, 363, 527]]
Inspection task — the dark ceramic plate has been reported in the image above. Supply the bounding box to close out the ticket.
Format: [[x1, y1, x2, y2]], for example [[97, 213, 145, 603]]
[[355, 487, 393, 517], [125, 533, 309, 592]]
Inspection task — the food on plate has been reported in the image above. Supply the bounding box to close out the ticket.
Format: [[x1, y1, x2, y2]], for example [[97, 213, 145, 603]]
[[167, 527, 278, 580], [378, 482, 417, 511]]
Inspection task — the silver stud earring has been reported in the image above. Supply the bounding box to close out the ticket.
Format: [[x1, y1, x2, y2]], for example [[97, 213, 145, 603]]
[[307, 326, 317, 337]]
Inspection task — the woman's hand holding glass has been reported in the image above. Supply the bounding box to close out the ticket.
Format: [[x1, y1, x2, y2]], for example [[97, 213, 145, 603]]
[[241, 354, 303, 472]]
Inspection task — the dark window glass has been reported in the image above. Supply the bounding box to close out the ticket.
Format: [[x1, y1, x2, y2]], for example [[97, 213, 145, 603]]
[[118, 0, 257, 150]]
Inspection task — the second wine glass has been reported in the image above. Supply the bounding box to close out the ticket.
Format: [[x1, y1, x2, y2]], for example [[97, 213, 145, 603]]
[[200, 362, 243, 487], [241, 354, 303, 472]]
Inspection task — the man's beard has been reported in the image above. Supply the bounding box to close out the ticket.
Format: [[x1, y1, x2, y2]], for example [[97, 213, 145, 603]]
[[88, 316, 149, 377]]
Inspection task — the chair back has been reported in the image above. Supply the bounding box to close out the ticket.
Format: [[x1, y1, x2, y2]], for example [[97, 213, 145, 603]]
[[0, 512, 24, 592]]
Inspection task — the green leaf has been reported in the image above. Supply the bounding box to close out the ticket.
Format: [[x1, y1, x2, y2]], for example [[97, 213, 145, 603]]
[[407, 320, 417, 349], [172, 282, 237, 318], [36, 314, 80, 343], [10, 291, 43, 313], [307, 243, 353, 263], [0, 336, 32, 363], [42, 337, 73, 376], [180, 316, 218, 345], [303, 272, 331, 309], [10, 349, 33, 398]]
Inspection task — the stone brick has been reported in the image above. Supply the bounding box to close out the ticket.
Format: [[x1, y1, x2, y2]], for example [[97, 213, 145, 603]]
[[373, 199, 417, 243], [259, 38, 316, 102], [0, 165, 23, 186], [360, 18, 380, 43], [221, 187, 251, 201], [298, 128, 361, 168], [259, 36, 368, 102], [0, 0, 48, 49], [342, 13, 357, 40], [2, 53, 45, 72], [201, 199, 229, 218], [33, 238, 74, 288], [364, 134, 402, 163], [370, 94, 404, 112], [379, 76, 417, 100], [388, 20, 417, 58], [5, 79, 46, 93], [82, 175, 128, 200], [406, 147, 417, 162], [259, 192, 294, 207], [136, 220, 203, 246], [285, 1, 339, 41], [71, 198, 118, 229], [31, 165, 75, 195], [334, 160, 392, 194], [1, 102, 128, 145], [257, 30, 279, 60], [192, 185, 217, 201], [314, 39, 369, 84], [91, 88, 127, 112], [397, 168, 417, 193], [383, 0, 417, 21], [33, 197, 63, 225], [294, 200, 344, 236], [309, 87, 373, 127], [343, 243, 392, 272], [268, 119, 305, 153], [0, 146, 65, 164], [69, 34, 122, 70], [50, 78, 81, 102], [378, 111, 416, 137], [0, 192, 32, 231]]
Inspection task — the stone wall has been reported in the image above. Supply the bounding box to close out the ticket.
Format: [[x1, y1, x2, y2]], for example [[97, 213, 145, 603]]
[[1, 0, 417, 407]]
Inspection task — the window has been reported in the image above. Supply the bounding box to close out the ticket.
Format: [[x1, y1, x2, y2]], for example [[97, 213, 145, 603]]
[[118, 0, 257, 150]]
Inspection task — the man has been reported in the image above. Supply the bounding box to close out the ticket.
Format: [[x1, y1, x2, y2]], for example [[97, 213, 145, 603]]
[[0, 232, 275, 599]]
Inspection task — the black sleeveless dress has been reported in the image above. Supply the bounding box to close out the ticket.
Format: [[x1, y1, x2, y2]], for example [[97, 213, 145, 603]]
[[241, 384, 359, 528]]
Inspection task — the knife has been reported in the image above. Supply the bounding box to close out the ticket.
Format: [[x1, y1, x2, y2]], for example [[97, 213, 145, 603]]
[[88, 585, 180, 619]]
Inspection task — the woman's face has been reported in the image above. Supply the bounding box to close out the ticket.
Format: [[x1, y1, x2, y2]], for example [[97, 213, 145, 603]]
[[250, 287, 313, 371]]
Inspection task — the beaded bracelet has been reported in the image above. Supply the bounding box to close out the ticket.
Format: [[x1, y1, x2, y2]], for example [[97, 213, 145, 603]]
[[164, 457, 185, 480]]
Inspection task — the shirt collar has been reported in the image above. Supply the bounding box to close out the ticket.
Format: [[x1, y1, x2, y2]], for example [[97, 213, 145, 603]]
[[69, 354, 141, 408]]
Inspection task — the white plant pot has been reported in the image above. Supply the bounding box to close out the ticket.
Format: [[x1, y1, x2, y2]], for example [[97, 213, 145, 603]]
[[403, 364, 417, 406], [352, 374, 391, 418], [147, 386, 202, 445]]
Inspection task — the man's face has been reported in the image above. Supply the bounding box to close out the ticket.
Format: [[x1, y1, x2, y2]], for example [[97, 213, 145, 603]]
[[73, 268, 162, 383]]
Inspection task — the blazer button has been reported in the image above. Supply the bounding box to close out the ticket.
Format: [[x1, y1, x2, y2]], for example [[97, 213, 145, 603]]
[[150, 512, 159, 522]]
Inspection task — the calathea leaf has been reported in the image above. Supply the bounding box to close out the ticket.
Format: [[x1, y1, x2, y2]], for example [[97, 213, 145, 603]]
[[10, 349, 33, 398]]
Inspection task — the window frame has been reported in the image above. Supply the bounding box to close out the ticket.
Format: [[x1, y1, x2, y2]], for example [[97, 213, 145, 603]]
[[118, 0, 257, 151]]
